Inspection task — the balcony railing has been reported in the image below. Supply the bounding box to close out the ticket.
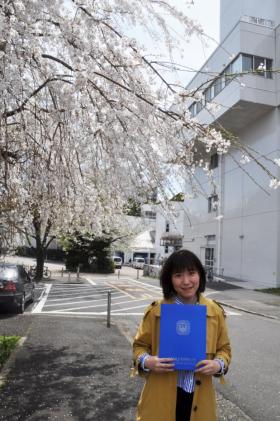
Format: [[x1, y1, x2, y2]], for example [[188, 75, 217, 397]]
[[241, 15, 275, 29]]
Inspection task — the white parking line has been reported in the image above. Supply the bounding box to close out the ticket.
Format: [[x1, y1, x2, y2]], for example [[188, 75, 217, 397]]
[[39, 311, 144, 316], [84, 277, 96, 285], [111, 303, 149, 313], [32, 284, 52, 313], [119, 277, 162, 291], [44, 293, 124, 307], [47, 288, 113, 296], [48, 297, 151, 313], [47, 291, 123, 302]]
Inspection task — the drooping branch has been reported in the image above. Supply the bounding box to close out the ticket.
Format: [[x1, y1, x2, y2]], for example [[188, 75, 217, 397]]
[[2, 77, 73, 118]]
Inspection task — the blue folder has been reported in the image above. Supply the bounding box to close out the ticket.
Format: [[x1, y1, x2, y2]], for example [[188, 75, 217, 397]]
[[159, 304, 206, 370]]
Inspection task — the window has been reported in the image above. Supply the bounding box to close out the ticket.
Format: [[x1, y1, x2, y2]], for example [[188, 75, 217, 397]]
[[189, 103, 196, 118], [253, 56, 273, 79], [196, 100, 203, 114], [205, 86, 213, 103], [205, 234, 216, 245], [265, 59, 273, 79], [224, 65, 232, 86], [165, 221, 170, 233], [165, 245, 169, 254], [254, 56, 265, 76], [189, 53, 273, 118], [144, 211, 156, 220], [209, 153, 218, 169], [214, 77, 223, 96], [208, 194, 218, 213], [242, 54, 253, 72], [205, 247, 214, 269], [231, 55, 242, 74]]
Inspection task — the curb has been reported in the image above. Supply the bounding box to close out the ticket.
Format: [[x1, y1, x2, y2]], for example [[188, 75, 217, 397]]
[[217, 301, 279, 320], [0, 336, 27, 388]]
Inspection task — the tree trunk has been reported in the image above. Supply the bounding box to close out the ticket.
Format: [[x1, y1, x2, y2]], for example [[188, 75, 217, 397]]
[[32, 209, 54, 281], [35, 243, 45, 281], [32, 209, 45, 281]]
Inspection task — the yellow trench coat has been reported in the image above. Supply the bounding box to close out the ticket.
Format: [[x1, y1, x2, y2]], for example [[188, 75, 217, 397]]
[[133, 295, 231, 421]]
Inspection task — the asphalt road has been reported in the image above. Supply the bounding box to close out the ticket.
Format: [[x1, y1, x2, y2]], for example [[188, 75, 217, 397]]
[[217, 313, 280, 421]]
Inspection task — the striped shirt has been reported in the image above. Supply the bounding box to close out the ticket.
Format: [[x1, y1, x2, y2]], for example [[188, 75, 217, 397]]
[[138, 296, 225, 393]]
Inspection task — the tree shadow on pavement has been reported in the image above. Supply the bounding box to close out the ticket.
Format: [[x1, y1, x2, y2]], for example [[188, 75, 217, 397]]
[[0, 324, 142, 421]]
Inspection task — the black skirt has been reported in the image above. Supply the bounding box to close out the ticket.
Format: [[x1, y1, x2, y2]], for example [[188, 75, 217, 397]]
[[176, 387, 194, 421]]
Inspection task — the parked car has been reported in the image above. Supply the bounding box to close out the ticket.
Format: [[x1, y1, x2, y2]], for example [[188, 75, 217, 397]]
[[112, 256, 122, 269], [0, 263, 35, 314], [132, 257, 145, 269]]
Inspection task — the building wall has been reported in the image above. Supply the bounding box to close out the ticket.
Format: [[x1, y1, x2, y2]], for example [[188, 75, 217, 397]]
[[184, 106, 280, 287], [182, 0, 280, 287], [220, 0, 279, 41], [221, 109, 280, 286]]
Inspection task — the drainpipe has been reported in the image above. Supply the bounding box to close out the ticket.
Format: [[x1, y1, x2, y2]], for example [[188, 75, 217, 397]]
[[216, 155, 224, 276]]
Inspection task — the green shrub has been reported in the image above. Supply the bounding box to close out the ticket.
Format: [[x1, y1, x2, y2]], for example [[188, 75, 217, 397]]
[[63, 233, 115, 273], [0, 336, 20, 367]]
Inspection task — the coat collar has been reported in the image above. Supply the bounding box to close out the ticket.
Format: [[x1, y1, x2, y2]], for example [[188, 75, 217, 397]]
[[154, 294, 216, 317]]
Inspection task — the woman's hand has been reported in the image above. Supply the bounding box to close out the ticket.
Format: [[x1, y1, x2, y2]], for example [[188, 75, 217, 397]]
[[144, 356, 175, 373], [195, 359, 221, 376]]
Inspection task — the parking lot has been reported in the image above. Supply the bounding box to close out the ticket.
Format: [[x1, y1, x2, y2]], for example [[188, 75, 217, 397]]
[[31, 275, 163, 317]]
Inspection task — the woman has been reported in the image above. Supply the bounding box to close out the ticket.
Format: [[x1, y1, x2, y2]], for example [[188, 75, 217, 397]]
[[133, 249, 231, 421]]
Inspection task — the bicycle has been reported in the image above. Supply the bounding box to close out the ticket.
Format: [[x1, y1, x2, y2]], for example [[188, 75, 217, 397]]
[[43, 266, 51, 279], [28, 265, 51, 279]]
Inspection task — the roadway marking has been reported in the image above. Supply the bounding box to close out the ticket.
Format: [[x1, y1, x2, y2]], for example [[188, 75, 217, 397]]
[[32, 284, 52, 313], [85, 277, 96, 285], [111, 303, 149, 313], [225, 310, 241, 316], [106, 282, 135, 299], [204, 291, 220, 297], [46, 291, 122, 303], [38, 311, 144, 316], [49, 297, 151, 313], [122, 277, 161, 291], [44, 293, 124, 307]]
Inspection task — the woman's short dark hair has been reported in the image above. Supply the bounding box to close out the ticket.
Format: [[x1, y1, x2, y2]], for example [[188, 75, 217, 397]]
[[160, 249, 206, 299]]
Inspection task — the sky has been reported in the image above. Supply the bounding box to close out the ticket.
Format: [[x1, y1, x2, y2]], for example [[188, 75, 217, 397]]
[[175, 0, 220, 84], [127, 0, 221, 87]]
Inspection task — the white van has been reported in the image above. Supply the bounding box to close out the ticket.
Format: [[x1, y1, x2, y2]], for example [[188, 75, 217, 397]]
[[112, 256, 122, 269], [132, 257, 145, 269]]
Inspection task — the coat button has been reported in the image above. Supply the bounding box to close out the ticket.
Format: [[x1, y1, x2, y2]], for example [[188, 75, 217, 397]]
[[195, 380, 201, 385], [193, 406, 198, 412]]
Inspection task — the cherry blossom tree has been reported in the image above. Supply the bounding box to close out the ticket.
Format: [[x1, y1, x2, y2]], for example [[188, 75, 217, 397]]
[[0, 0, 279, 278]]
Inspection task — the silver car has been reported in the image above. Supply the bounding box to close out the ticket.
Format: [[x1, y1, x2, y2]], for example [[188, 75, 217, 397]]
[[132, 257, 145, 269]]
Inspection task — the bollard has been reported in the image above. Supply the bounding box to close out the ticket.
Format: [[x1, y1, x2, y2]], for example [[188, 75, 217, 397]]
[[137, 268, 139, 279], [77, 265, 80, 280], [117, 269, 120, 279], [68, 271, 71, 281], [61, 268, 64, 277], [107, 290, 111, 328]]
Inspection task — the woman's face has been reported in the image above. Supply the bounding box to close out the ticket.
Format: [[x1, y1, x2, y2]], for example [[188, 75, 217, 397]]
[[171, 269, 200, 303]]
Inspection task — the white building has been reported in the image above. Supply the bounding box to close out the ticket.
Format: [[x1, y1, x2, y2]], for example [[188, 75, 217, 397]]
[[183, 0, 280, 288], [120, 201, 186, 264], [154, 201, 185, 261]]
